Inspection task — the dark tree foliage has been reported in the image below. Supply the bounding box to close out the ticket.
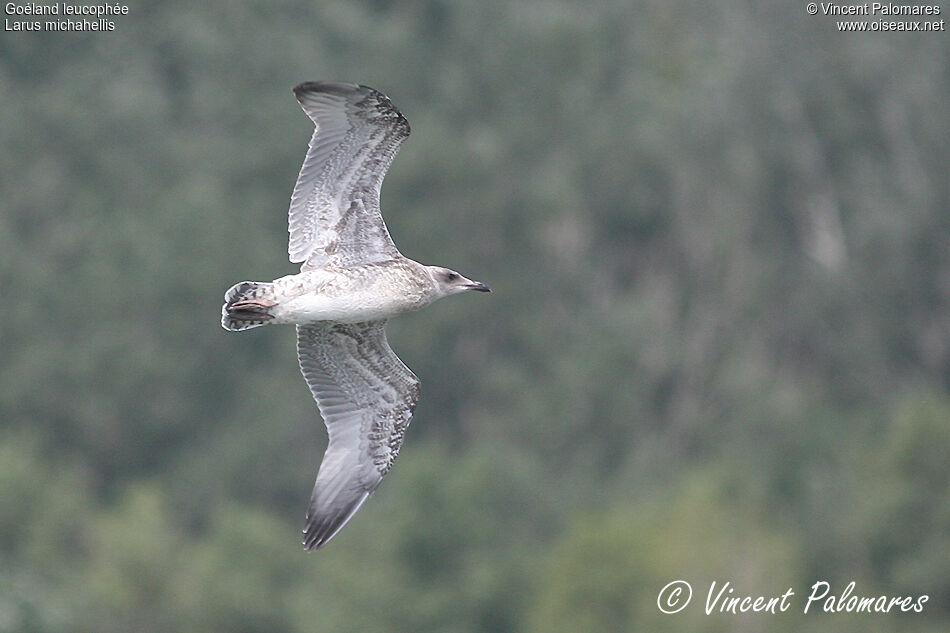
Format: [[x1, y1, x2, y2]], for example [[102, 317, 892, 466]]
[[1, 1, 947, 631]]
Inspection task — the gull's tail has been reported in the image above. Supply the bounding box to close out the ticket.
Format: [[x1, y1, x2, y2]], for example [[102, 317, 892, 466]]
[[221, 281, 277, 331]]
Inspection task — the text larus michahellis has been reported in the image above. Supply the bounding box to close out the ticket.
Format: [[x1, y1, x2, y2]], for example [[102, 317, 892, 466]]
[[221, 82, 490, 551]]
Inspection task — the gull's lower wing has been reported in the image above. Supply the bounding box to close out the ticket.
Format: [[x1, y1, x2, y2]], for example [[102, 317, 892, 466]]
[[295, 320, 420, 551]]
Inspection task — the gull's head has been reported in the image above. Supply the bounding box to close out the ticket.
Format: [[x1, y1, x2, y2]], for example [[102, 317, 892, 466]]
[[428, 266, 491, 298]]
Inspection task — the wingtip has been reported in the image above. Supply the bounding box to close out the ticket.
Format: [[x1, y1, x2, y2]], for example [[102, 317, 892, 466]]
[[300, 490, 372, 552], [302, 538, 325, 552], [293, 81, 362, 99], [300, 521, 339, 552], [291, 81, 409, 136]]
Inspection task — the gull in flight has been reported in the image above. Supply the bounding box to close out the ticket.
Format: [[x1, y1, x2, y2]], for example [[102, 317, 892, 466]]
[[221, 82, 490, 551]]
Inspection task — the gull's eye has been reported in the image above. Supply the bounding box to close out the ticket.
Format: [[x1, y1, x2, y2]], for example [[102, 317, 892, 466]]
[[446, 272, 459, 281]]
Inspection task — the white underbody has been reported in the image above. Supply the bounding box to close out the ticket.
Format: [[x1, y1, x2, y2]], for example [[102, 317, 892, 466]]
[[268, 265, 434, 325], [275, 288, 410, 323]]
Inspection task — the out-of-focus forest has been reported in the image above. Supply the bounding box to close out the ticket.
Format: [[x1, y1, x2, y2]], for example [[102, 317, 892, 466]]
[[1, 1, 948, 631]]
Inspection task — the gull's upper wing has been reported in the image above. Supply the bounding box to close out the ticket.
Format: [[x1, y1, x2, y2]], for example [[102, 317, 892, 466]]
[[288, 82, 410, 269], [296, 320, 420, 551]]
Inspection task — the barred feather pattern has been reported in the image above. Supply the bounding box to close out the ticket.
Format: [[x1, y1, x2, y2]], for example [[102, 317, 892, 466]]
[[296, 320, 420, 550], [221, 281, 277, 331], [288, 82, 410, 270]]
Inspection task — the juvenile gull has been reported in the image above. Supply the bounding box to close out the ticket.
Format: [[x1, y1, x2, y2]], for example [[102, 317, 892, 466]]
[[221, 82, 489, 551]]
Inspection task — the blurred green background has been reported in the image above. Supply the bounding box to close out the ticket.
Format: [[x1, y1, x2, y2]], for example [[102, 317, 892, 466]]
[[1, 1, 949, 631]]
